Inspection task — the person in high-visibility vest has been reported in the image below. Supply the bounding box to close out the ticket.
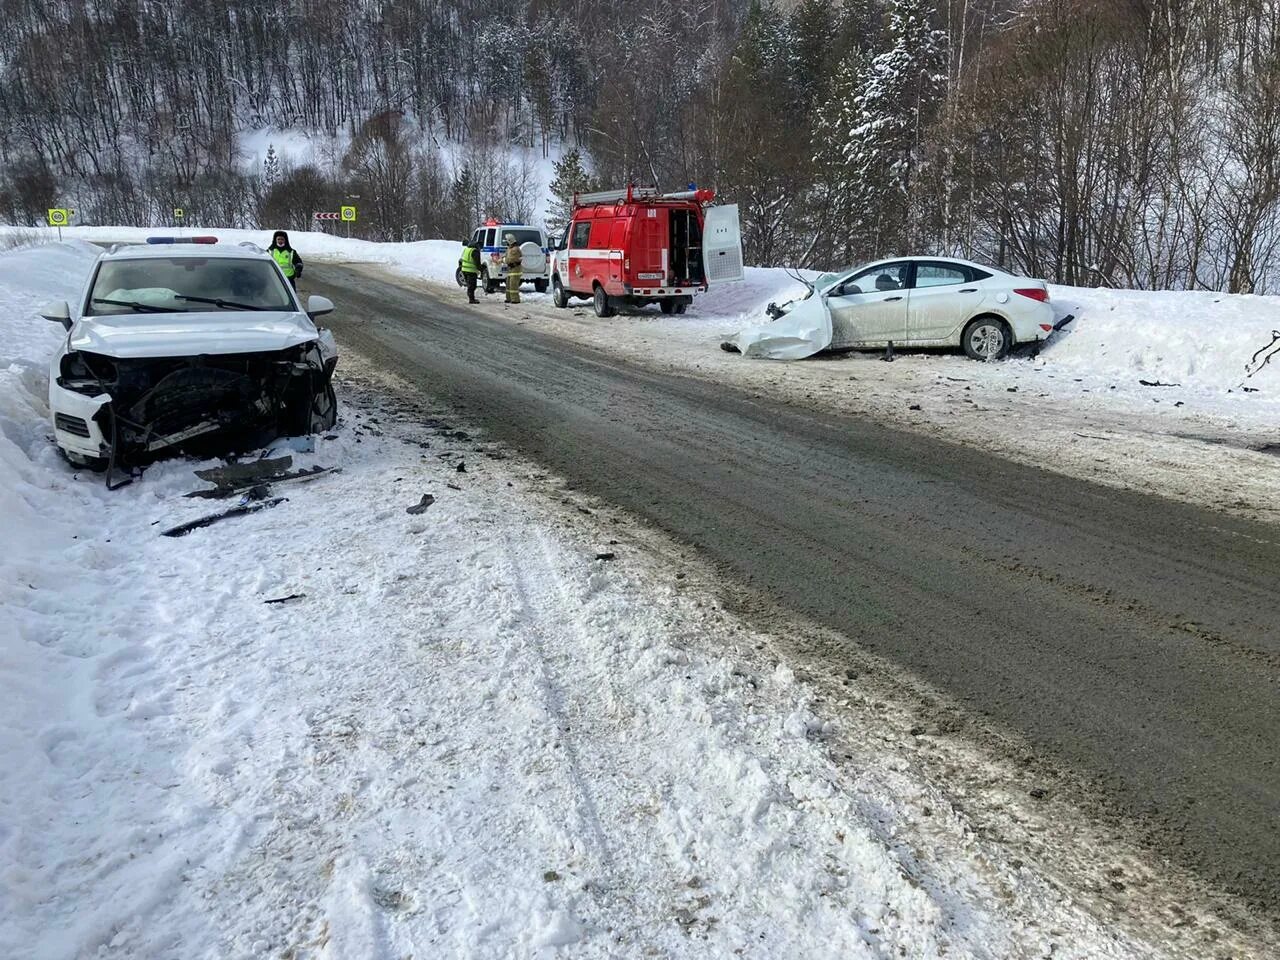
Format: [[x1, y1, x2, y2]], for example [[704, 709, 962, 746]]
[[459, 238, 482, 304], [503, 234, 522, 305], [269, 231, 304, 288]]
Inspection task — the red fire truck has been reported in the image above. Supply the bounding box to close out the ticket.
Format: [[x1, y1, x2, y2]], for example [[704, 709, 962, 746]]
[[549, 186, 744, 317]]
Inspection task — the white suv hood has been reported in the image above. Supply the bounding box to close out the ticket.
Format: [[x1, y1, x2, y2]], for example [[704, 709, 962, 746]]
[[69, 311, 321, 359]]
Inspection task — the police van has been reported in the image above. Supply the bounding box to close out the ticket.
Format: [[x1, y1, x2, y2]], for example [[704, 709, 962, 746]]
[[457, 220, 550, 294]]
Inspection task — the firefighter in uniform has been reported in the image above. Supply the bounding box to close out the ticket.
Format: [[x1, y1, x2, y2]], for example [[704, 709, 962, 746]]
[[459, 238, 481, 303], [503, 234, 522, 305]]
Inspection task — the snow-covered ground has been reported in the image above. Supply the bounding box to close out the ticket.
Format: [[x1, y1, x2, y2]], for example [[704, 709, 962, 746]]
[[5, 242, 1277, 956]]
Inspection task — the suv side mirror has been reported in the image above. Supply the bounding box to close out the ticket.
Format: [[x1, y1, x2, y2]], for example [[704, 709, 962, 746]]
[[41, 301, 72, 330], [306, 295, 334, 318]]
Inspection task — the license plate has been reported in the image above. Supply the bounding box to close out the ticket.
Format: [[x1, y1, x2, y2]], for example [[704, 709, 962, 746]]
[[638, 272, 662, 280]]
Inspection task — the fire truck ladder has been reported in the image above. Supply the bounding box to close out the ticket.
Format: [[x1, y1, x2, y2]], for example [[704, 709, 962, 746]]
[[574, 186, 710, 206]]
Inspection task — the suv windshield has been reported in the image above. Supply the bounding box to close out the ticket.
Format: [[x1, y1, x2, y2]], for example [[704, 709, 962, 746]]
[[88, 257, 295, 316], [502, 229, 543, 247]]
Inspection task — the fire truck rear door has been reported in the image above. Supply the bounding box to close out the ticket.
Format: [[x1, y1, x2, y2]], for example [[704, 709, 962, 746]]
[[702, 204, 745, 284]]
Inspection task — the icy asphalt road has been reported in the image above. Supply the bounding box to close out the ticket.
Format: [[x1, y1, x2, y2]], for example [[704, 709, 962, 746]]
[[311, 264, 1280, 915]]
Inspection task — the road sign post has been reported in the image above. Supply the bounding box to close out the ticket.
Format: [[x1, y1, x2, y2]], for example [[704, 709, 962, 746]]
[[47, 208, 69, 241], [340, 205, 357, 238], [313, 211, 340, 234]]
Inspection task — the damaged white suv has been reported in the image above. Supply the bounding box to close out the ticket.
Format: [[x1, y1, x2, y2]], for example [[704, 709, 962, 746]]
[[42, 238, 338, 473]]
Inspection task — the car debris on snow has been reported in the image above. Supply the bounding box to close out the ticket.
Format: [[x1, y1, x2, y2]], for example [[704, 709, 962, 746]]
[[194, 454, 295, 488], [406, 493, 436, 514], [160, 496, 288, 538], [187, 463, 336, 499]]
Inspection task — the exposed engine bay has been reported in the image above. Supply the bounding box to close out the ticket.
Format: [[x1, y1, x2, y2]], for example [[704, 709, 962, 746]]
[[56, 341, 337, 469]]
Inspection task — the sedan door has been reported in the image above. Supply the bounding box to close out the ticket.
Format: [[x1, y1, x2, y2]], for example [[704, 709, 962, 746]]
[[907, 261, 984, 342], [827, 261, 911, 348]]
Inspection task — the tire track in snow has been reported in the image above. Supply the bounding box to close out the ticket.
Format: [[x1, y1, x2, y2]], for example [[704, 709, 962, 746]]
[[492, 529, 619, 906]]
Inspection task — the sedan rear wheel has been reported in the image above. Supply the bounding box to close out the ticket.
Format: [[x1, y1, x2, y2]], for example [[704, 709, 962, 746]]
[[962, 316, 1012, 361]]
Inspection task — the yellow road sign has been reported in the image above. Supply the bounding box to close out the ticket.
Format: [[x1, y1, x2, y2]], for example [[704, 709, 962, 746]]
[[47, 208, 68, 226], [174, 208, 185, 219], [340, 205, 357, 223]]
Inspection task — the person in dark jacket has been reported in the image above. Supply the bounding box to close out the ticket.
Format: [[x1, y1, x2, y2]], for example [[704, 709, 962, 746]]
[[459, 237, 482, 303], [269, 230, 303, 288]]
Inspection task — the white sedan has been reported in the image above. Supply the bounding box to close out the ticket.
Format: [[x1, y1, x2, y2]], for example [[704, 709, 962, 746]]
[[42, 238, 339, 474], [728, 256, 1055, 361]]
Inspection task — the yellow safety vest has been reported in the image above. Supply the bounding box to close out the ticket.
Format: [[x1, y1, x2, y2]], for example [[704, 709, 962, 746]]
[[271, 247, 295, 277]]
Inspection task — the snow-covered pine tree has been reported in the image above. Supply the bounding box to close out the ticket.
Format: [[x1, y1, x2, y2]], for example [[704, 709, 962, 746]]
[[546, 148, 593, 234], [838, 0, 947, 258], [263, 144, 280, 189], [813, 49, 872, 266]]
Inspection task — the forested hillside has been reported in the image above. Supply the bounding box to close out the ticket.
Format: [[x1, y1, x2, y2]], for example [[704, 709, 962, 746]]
[[3, 0, 1280, 290]]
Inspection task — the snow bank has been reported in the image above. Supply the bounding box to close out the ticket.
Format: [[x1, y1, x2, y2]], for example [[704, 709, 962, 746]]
[[0, 225, 466, 284], [695, 265, 813, 328], [1044, 285, 1279, 397]]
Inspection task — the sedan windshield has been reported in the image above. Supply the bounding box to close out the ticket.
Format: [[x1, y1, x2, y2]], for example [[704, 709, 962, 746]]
[[87, 258, 295, 316], [817, 266, 866, 289]]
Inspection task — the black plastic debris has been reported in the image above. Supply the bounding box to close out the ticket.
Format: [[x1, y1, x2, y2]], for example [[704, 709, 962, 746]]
[[161, 497, 287, 537], [1138, 379, 1181, 387], [186, 465, 336, 499], [195, 455, 293, 488], [595, 552, 616, 561], [456, 461, 467, 473], [264, 593, 306, 605], [406, 494, 436, 515]]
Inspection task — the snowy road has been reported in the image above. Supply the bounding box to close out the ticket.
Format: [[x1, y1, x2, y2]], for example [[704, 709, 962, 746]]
[[310, 264, 1280, 918]]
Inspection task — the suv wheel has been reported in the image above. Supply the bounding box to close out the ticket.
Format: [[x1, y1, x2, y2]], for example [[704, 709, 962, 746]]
[[482, 269, 499, 295], [593, 285, 616, 318], [534, 278, 549, 294]]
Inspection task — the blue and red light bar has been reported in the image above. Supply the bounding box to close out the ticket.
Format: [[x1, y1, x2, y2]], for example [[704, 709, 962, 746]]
[[146, 236, 218, 244]]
